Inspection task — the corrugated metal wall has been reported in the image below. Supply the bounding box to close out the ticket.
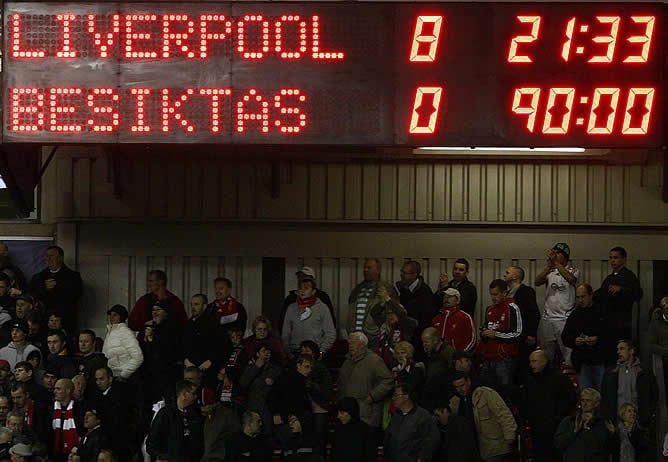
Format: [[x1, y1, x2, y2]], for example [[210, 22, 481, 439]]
[[41, 148, 668, 224]]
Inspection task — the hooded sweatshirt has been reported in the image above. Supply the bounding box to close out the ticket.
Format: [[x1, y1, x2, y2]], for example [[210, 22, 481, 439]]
[[331, 398, 376, 462], [0, 341, 41, 370]]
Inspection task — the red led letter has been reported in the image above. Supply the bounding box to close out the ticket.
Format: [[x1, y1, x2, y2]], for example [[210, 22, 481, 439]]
[[275, 15, 307, 59], [511, 87, 541, 132], [273, 89, 307, 133], [87, 88, 120, 132], [623, 16, 655, 63], [130, 89, 152, 132], [622, 87, 655, 135], [162, 14, 196, 58], [55, 14, 79, 58], [542, 87, 575, 134], [589, 16, 620, 63], [236, 89, 270, 133], [199, 15, 232, 58], [561, 17, 575, 62], [311, 15, 344, 60], [409, 86, 443, 134], [88, 14, 120, 58], [237, 15, 270, 59], [507, 15, 541, 63], [586, 87, 620, 134], [124, 15, 159, 59], [161, 89, 196, 132], [11, 14, 46, 58], [48, 88, 83, 132], [409, 16, 443, 63], [199, 88, 232, 133], [10, 88, 45, 131]]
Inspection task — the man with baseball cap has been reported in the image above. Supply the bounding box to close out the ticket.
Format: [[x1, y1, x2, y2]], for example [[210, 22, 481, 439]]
[[280, 266, 336, 332], [431, 288, 477, 352], [535, 242, 579, 365], [0, 321, 41, 371]]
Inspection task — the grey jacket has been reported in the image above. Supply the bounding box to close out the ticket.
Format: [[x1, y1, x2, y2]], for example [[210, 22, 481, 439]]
[[282, 298, 336, 353]]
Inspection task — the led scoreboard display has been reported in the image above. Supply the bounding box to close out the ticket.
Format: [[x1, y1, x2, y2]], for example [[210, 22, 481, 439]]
[[2, 2, 665, 147]]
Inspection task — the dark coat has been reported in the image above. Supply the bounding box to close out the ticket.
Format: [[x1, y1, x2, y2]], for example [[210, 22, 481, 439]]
[[267, 368, 311, 421], [594, 267, 643, 330], [77, 425, 110, 462], [561, 302, 607, 369], [27, 264, 82, 321], [513, 284, 540, 338], [183, 313, 227, 369], [226, 431, 273, 462], [523, 365, 577, 446], [383, 405, 440, 462], [331, 419, 376, 462], [76, 352, 108, 399], [601, 361, 657, 426], [202, 404, 241, 462], [140, 318, 182, 403], [395, 278, 436, 331], [434, 415, 479, 462], [146, 403, 204, 462], [554, 415, 615, 462]]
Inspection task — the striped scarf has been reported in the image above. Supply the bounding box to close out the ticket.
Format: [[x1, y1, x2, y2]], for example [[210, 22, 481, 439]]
[[52, 400, 78, 455]]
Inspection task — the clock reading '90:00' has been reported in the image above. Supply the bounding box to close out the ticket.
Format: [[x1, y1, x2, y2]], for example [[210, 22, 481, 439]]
[[2, 2, 665, 147]]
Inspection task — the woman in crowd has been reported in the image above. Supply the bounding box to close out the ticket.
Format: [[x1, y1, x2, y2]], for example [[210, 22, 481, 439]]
[[239, 341, 282, 436], [243, 316, 287, 367], [102, 304, 143, 381]]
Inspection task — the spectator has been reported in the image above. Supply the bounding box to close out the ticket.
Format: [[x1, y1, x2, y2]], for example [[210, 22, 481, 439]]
[[206, 278, 248, 336], [92, 366, 134, 461], [648, 296, 668, 391], [50, 378, 79, 462], [420, 327, 454, 410], [394, 260, 435, 333], [6, 411, 38, 446], [281, 266, 336, 332], [0, 427, 10, 460], [432, 399, 478, 462], [433, 258, 478, 318], [523, 350, 577, 462], [0, 241, 26, 291], [70, 407, 109, 462], [274, 413, 319, 462], [535, 242, 579, 365], [226, 411, 273, 462], [594, 247, 643, 344], [216, 327, 249, 410], [0, 274, 14, 330], [101, 305, 143, 381], [375, 301, 418, 368], [146, 380, 204, 462], [601, 339, 657, 427], [0, 362, 10, 397], [8, 443, 32, 462], [268, 356, 313, 428], [614, 402, 648, 462], [13, 361, 49, 405], [561, 283, 607, 390], [128, 269, 187, 332], [431, 288, 477, 352], [75, 330, 107, 399], [184, 293, 226, 382], [10, 382, 48, 443], [337, 332, 393, 440], [244, 316, 287, 367], [330, 397, 376, 462], [45, 330, 76, 379], [504, 265, 539, 382], [139, 300, 182, 406], [384, 382, 439, 462], [391, 341, 425, 395], [0, 321, 41, 372], [298, 341, 332, 456], [478, 279, 522, 389], [282, 279, 335, 356], [0, 397, 8, 427], [554, 388, 616, 462], [238, 342, 282, 436], [450, 371, 517, 462], [200, 394, 241, 462], [347, 258, 395, 346], [27, 246, 82, 332]]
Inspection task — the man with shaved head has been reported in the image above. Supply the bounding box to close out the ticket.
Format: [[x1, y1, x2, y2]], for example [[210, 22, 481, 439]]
[[50, 378, 79, 461], [523, 349, 576, 461], [420, 327, 455, 410]]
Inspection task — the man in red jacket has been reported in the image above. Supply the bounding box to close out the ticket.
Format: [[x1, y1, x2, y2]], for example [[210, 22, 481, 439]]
[[478, 279, 523, 389], [431, 288, 477, 352]]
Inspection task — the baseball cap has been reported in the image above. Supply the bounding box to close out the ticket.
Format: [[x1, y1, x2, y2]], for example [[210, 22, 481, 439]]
[[10, 320, 29, 333], [552, 242, 571, 259], [296, 266, 316, 280], [0, 360, 10, 371], [443, 288, 461, 300]]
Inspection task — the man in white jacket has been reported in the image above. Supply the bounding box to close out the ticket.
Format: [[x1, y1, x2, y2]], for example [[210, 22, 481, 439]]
[[102, 305, 143, 380]]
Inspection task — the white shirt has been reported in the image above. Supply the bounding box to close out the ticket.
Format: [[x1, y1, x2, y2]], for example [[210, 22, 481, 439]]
[[543, 266, 579, 320]]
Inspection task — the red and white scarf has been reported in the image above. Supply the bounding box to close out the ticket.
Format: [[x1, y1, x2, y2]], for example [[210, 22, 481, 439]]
[[214, 297, 240, 326], [52, 400, 78, 455]]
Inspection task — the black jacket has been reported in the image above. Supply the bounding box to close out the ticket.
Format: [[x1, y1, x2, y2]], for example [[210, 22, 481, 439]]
[[77, 425, 110, 462], [594, 267, 642, 329], [226, 431, 273, 462], [395, 278, 436, 331], [513, 284, 540, 338], [28, 265, 82, 318], [601, 360, 657, 426], [267, 368, 310, 421], [184, 313, 227, 369], [561, 302, 607, 369], [146, 403, 204, 461]]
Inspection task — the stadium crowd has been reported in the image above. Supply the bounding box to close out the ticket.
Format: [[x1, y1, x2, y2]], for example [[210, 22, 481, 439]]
[[0, 241, 663, 462]]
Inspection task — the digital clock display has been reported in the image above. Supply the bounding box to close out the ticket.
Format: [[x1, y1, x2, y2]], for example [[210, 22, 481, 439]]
[[2, 2, 664, 147]]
